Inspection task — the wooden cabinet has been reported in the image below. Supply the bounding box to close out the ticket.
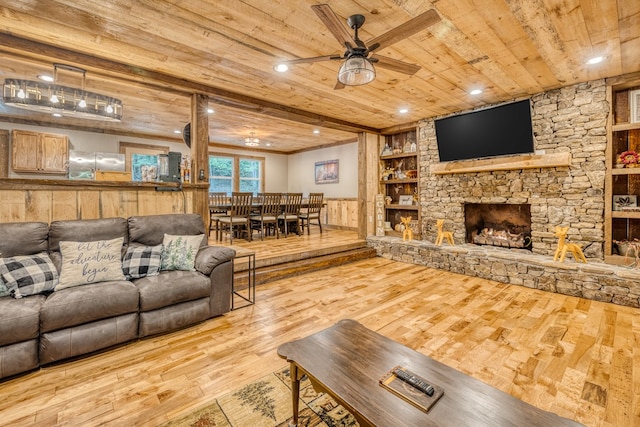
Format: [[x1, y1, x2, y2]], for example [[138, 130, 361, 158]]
[[380, 129, 420, 236], [605, 80, 640, 264], [12, 130, 68, 174]]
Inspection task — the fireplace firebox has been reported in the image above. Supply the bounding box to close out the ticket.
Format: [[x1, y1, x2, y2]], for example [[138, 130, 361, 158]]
[[464, 203, 532, 250]]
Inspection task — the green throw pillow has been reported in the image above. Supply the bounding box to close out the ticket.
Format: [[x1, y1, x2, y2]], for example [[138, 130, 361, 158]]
[[161, 234, 204, 271]]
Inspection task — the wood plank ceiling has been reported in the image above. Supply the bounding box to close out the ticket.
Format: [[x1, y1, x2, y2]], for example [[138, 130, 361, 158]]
[[0, 0, 638, 153]]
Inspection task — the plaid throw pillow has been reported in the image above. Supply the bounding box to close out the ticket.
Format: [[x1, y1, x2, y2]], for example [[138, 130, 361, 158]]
[[122, 245, 162, 279], [0, 252, 59, 298], [0, 277, 9, 298]]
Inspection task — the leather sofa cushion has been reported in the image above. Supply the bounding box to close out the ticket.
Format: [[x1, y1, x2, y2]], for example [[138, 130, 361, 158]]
[[0, 295, 46, 346], [139, 299, 210, 337], [128, 214, 206, 247], [0, 222, 49, 257], [40, 281, 139, 333], [40, 313, 138, 365], [0, 339, 39, 379], [135, 270, 210, 312]]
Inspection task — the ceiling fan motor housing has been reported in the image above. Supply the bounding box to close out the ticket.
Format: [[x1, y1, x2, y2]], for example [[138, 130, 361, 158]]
[[347, 14, 365, 30]]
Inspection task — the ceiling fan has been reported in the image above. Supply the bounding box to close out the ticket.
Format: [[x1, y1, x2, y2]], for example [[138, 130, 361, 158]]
[[274, 4, 441, 88]]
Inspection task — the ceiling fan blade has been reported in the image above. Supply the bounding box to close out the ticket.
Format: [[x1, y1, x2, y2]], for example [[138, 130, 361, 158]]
[[281, 55, 342, 65], [366, 9, 440, 52], [334, 80, 345, 90], [371, 55, 421, 75], [311, 4, 357, 48]]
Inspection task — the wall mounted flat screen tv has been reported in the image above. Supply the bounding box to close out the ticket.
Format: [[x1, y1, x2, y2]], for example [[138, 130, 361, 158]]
[[435, 99, 535, 162]]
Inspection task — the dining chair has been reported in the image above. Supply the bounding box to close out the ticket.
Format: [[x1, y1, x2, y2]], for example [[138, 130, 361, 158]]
[[278, 193, 303, 237], [250, 192, 281, 240], [299, 192, 324, 235], [217, 192, 253, 243], [208, 192, 229, 240]]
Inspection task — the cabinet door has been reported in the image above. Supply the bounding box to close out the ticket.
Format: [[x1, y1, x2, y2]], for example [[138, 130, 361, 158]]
[[11, 130, 40, 172], [39, 133, 68, 173]]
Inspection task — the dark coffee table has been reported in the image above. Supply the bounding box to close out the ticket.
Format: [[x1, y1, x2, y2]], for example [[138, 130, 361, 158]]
[[277, 319, 583, 427]]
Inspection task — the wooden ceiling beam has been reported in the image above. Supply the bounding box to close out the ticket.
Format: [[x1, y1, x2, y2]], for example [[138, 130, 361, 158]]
[[0, 32, 379, 135]]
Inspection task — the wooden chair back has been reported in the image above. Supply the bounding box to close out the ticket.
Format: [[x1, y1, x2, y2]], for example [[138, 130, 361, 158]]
[[209, 192, 228, 214], [229, 192, 253, 217], [306, 193, 324, 214], [260, 193, 282, 217], [283, 193, 303, 216]]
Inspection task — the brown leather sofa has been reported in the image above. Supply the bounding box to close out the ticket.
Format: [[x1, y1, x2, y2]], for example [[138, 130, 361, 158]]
[[0, 213, 235, 380]]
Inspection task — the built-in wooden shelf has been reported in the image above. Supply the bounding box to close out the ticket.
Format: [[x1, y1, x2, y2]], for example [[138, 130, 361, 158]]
[[611, 211, 640, 219], [612, 122, 640, 132], [385, 204, 419, 210], [611, 167, 640, 175], [380, 178, 419, 184], [430, 152, 572, 175]]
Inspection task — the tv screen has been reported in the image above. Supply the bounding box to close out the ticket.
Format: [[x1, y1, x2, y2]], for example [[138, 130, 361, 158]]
[[435, 99, 535, 162]]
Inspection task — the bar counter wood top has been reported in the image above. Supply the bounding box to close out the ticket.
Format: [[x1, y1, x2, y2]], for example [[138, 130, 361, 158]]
[[0, 177, 209, 190]]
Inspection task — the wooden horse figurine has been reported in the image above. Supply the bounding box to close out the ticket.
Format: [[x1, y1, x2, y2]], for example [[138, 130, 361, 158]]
[[435, 219, 454, 246], [553, 226, 587, 263], [401, 216, 413, 241]]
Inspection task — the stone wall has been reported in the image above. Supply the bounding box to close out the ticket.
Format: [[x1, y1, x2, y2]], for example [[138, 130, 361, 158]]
[[367, 237, 640, 308], [418, 79, 608, 260]]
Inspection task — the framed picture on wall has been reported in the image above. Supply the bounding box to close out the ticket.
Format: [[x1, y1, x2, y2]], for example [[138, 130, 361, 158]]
[[315, 159, 339, 184]]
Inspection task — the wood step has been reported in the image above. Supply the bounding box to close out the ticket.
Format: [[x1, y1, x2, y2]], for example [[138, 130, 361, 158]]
[[233, 246, 377, 286]]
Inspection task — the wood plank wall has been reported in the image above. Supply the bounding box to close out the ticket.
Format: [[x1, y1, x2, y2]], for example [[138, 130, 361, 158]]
[[325, 198, 358, 229], [0, 181, 358, 230], [0, 180, 195, 223]]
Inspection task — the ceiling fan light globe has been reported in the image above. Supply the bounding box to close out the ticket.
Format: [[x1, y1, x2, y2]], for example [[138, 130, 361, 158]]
[[338, 57, 375, 86]]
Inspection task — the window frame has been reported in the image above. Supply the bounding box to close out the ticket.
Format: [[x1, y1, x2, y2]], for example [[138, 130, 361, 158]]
[[208, 152, 265, 194]]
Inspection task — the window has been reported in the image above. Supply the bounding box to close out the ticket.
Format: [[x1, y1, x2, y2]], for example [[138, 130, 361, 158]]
[[209, 155, 233, 194], [239, 158, 261, 194], [209, 154, 264, 195]]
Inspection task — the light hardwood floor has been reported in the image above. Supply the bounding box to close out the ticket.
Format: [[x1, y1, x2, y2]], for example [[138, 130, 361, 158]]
[[0, 231, 638, 426]]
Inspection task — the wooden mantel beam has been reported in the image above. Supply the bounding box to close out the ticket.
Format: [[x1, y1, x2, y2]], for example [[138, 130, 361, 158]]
[[0, 32, 379, 135]]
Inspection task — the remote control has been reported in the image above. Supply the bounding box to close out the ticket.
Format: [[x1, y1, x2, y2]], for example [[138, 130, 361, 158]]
[[393, 367, 435, 396]]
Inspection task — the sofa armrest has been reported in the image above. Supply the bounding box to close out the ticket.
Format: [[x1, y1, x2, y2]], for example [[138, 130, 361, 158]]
[[195, 246, 236, 276]]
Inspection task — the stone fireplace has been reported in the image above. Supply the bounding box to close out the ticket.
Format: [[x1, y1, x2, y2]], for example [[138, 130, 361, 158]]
[[417, 79, 608, 260], [368, 79, 640, 309], [464, 203, 532, 250]]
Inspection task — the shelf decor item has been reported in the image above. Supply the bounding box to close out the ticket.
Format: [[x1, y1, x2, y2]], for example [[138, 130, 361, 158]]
[[618, 150, 640, 167], [631, 89, 640, 123], [398, 195, 414, 205], [613, 195, 637, 210]]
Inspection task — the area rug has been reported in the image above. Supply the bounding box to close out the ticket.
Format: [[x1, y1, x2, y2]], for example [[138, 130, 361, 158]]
[[161, 366, 358, 427]]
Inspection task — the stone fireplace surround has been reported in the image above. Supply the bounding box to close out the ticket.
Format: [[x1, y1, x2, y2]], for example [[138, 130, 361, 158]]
[[368, 79, 640, 308]]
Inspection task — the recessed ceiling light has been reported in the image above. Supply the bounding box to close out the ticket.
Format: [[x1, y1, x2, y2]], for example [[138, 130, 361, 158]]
[[207, 108, 214, 114], [313, 129, 320, 134], [265, 142, 272, 147], [398, 108, 409, 114], [586, 56, 604, 65], [469, 89, 483, 95], [173, 130, 181, 134], [274, 63, 289, 73], [52, 113, 62, 117], [38, 74, 54, 82]]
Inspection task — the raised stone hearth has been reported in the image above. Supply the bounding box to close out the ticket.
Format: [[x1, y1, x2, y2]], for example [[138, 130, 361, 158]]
[[367, 236, 640, 308]]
